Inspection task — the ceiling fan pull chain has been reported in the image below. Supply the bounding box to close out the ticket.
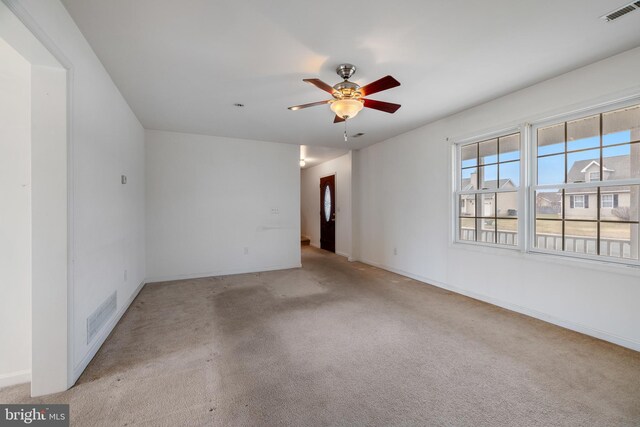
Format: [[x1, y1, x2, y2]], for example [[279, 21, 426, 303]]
[[344, 119, 348, 142]]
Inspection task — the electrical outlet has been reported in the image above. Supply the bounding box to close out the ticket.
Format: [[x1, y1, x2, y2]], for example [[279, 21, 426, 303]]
[[271, 208, 279, 215], [393, 247, 397, 256], [244, 247, 249, 255], [124, 269, 128, 281]]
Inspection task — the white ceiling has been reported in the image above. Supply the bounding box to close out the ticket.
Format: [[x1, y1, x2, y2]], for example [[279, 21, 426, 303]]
[[61, 0, 640, 151]]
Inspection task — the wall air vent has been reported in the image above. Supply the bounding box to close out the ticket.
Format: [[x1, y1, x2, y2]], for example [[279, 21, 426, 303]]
[[87, 291, 117, 344], [601, 2, 640, 21]]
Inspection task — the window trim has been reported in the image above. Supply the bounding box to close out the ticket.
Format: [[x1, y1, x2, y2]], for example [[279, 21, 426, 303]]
[[601, 194, 614, 208], [528, 97, 640, 267], [453, 125, 527, 251], [572, 194, 585, 208]]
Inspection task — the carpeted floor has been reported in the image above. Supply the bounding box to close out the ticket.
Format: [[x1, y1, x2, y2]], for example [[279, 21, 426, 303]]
[[2, 246, 640, 426]]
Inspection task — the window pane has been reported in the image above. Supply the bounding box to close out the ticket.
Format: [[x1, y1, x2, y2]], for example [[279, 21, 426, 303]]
[[479, 139, 498, 165], [567, 149, 600, 183], [479, 193, 495, 217], [602, 143, 640, 181], [600, 223, 639, 260], [497, 191, 518, 217], [538, 154, 565, 185], [603, 105, 640, 146], [536, 190, 562, 219], [460, 218, 475, 241], [478, 164, 498, 189], [564, 221, 597, 255], [567, 115, 600, 152], [601, 194, 614, 209], [535, 220, 562, 250], [477, 218, 495, 243], [496, 219, 518, 246], [499, 134, 520, 162], [499, 161, 520, 187], [461, 167, 477, 190], [461, 143, 477, 168], [538, 123, 565, 156], [459, 195, 476, 217], [565, 189, 597, 220], [600, 185, 640, 222]]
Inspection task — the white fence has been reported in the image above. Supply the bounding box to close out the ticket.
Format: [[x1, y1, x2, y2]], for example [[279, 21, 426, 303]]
[[460, 228, 634, 258]]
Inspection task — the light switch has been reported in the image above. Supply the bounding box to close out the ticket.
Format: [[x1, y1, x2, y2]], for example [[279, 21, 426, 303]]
[[121, 175, 127, 184]]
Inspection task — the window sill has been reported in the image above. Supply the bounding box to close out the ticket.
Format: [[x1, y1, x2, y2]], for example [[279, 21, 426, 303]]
[[451, 240, 640, 277]]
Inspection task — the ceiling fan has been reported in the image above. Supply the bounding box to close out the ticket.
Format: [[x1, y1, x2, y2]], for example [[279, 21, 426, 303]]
[[288, 64, 401, 123]]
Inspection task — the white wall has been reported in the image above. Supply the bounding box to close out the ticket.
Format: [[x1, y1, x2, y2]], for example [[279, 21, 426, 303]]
[[0, 38, 31, 388], [3, 0, 147, 392], [146, 130, 300, 281], [301, 152, 352, 258], [354, 46, 640, 351]]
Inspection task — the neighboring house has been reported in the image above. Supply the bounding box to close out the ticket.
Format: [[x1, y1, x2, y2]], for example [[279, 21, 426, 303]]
[[536, 192, 562, 215], [460, 175, 518, 217], [565, 154, 636, 221]]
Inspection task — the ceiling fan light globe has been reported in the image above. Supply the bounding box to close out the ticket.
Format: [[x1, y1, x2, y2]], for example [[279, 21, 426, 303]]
[[330, 99, 364, 120]]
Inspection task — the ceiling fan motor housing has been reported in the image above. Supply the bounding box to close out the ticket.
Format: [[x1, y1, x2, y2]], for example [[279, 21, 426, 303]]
[[336, 63, 357, 80]]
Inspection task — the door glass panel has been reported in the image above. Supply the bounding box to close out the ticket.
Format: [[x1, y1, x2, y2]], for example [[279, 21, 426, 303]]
[[324, 185, 331, 222]]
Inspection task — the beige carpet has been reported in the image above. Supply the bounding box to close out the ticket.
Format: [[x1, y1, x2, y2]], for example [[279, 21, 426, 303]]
[[2, 246, 640, 426]]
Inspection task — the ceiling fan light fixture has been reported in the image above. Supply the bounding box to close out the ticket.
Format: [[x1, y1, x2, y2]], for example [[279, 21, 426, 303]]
[[330, 99, 364, 120]]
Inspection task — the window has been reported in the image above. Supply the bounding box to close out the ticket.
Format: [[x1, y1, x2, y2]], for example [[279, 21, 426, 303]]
[[601, 194, 615, 208], [533, 104, 640, 261], [570, 194, 586, 208], [456, 132, 520, 246], [454, 101, 640, 265]]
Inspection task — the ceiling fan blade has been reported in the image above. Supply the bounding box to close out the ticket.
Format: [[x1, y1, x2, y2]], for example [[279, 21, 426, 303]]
[[333, 115, 345, 123], [359, 75, 400, 97], [288, 100, 331, 110], [303, 78, 336, 95], [363, 99, 401, 114]]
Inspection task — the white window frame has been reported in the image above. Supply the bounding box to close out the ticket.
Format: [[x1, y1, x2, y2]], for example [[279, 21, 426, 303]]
[[573, 194, 585, 208], [601, 194, 614, 208], [589, 171, 600, 182], [528, 97, 640, 267], [452, 125, 527, 251]]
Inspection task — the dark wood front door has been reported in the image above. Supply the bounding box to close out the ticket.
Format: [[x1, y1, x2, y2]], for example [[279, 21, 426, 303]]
[[320, 175, 336, 253]]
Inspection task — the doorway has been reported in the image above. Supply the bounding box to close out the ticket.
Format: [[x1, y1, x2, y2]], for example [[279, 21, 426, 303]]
[[1, 1, 70, 396], [320, 175, 336, 252]]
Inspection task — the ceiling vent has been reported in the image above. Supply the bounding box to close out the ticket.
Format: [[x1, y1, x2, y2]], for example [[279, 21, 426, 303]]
[[601, 2, 640, 21]]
